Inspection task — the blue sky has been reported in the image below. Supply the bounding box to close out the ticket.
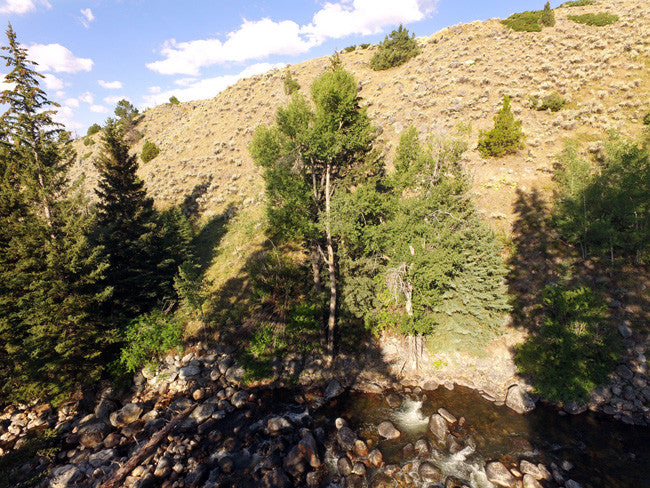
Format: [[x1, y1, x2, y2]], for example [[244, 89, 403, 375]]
[[0, 0, 551, 135]]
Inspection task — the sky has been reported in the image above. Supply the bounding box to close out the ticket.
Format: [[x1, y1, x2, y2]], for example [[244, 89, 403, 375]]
[[0, 0, 551, 135]]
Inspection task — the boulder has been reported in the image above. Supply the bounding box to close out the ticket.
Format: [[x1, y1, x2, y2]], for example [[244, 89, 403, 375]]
[[49, 464, 82, 488], [428, 413, 448, 442], [299, 430, 322, 467], [486, 461, 517, 488], [324, 379, 344, 400], [414, 437, 431, 458], [109, 403, 143, 428], [505, 385, 535, 414], [419, 461, 442, 482], [78, 419, 111, 448], [377, 420, 401, 439]]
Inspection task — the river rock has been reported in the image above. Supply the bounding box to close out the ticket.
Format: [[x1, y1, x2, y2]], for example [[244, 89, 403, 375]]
[[505, 385, 535, 414], [520, 460, 547, 480], [386, 393, 402, 408], [345, 474, 364, 488], [49, 464, 82, 488], [369, 449, 384, 467], [267, 416, 292, 433], [109, 403, 143, 428], [486, 461, 517, 488], [522, 474, 543, 488], [78, 419, 111, 448], [88, 448, 117, 468], [324, 379, 344, 400], [419, 461, 442, 482], [438, 408, 457, 424], [428, 413, 448, 442], [377, 420, 401, 439], [179, 365, 200, 379], [262, 467, 291, 488], [414, 437, 431, 458], [338, 456, 353, 476], [445, 475, 470, 487], [299, 430, 322, 467], [191, 403, 215, 423], [370, 472, 394, 488], [402, 442, 415, 458], [354, 439, 369, 457], [337, 425, 358, 450], [565, 480, 583, 488], [231, 390, 248, 408], [352, 462, 367, 476], [225, 365, 246, 384]]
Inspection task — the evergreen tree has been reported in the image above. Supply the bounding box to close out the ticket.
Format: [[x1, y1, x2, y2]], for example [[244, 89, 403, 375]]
[[369, 25, 421, 70], [477, 95, 525, 157], [0, 25, 111, 403], [541, 2, 556, 27]]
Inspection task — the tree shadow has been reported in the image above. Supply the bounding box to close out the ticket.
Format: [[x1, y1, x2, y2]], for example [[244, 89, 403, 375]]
[[181, 177, 213, 220], [192, 203, 236, 275]]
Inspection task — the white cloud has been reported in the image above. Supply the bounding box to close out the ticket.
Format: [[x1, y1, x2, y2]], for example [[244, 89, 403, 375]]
[[0, 0, 50, 15], [79, 8, 94, 28], [303, 0, 437, 42], [79, 92, 94, 104], [98, 79, 122, 90], [1, 80, 16, 91], [65, 97, 79, 108], [52, 105, 83, 131], [28, 43, 93, 73], [148, 86, 161, 94], [147, 1, 437, 76], [42, 73, 64, 91], [143, 62, 285, 107], [89, 104, 108, 113], [103, 95, 124, 106], [147, 18, 313, 75]]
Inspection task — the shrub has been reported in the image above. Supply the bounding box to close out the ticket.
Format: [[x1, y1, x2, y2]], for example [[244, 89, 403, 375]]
[[530, 91, 566, 112], [141, 140, 160, 163], [369, 25, 420, 70], [360, 43, 371, 49], [120, 310, 184, 373], [540, 1, 556, 26], [642, 111, 650, 125], [568, 13, 618, 26], [478, 95, 525, 157], [87, 123, 101, 136], [344, 45, 356, 53], [560, 0, 595, 6], [169, 95, 180, 105], [516, 285, 619, 403], [83, 136, 95, 146], [283, 69, 300, 96], [501, 10, 544, 32]]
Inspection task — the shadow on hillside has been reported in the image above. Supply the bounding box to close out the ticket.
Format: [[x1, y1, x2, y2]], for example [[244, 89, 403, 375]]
[[506, 188, 648, 405], [182, 177, 212, 220], [192, 203, 236, 274]]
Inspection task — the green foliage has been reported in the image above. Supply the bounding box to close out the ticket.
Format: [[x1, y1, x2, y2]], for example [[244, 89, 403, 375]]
[[516, 284, 619, 403], [113, 99, 141, 141], [120, 310, 183, 372], [282, 69, 300, 96], [169, 95, 180, 105], [87, 123, 101, 136], [360, 43, 371, 49], [540, 2, 556, 26], [174, 260, 208, 324], [501, 10, 544, 32], [141, 139, 160, 163], [344, 45, 356, 52], [568, 12, 618, 26], [530, 91, 566, 112], [642, 111, 650, 125], [478, 95, 525, 157], [83, 136, 95, 146], [0, 428, 60, 488], [369, 25, 420, 70], [553, 137, 650, 262], [560, 0, 595, 6]]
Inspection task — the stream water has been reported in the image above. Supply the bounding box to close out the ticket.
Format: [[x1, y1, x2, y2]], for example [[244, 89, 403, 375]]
[[324, 386, 650, 488]]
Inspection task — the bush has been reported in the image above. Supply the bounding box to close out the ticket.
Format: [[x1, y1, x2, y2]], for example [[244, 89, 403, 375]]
[[169, 95, 180, 105], [516, 285, 619, 403], [642, 111, 650, 125], [120, 310, 184, 372], [369, 25, 420, 70], [360, 43, 371, 49], [87, 123, 101, 136], [501, 10, 544, 32], [560, 0, 595, 6], [540, 1, 556, 26], [530, 91, 566, 112], [141, 140, 160, 163], [283, 69, 300, 96], [478, 95, 525, 157], [568, 12, 618, 26], [83, 136, 95, 146], [344, 45, 356, 53]]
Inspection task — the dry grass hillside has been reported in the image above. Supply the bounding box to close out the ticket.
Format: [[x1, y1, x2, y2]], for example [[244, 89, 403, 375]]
[[71, 0, 650, 290]]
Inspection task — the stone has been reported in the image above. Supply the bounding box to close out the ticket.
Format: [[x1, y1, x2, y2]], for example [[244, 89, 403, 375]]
[[78, 420, 111, 448], [377, 420, 401, 439], [369, 449, 384, 467], [230, 390, 248, 408], [337, 425, 358, 450], [88, 448, 117, 468], [338, 456, 353, 476], [522, 474, 543, 488], [179, 365, 200, 379], [324, 379, 344, 400], [94, 398, 118, 420], [191, 403, 215, 423], [49, 464, 82, 488], [267, 416, 292, 433], [370, 472, 394, 488], [401, 442, 415, 459], [335, 417, 347, 429], [428, 413, 448, 442], [262, 467, 290, 488], [618, 322, 633, 338], [520, 460, 545, 480], [419, 461, 442, 482], [565, 480, 583, 488], [386, 393, 402, 408], [345, 474, 364, 488], [505, 385, 535, 414], [352, 462, 367, 476], [185, 464, 208, 488], [445, 476, 470, 487], [563, 402, 587, 415], [354, 439, 369, 457], [438, 408, 457, 424], [109, 403, 143, 428], [299, 431, 322, 467], [485, 461, 517, 488], [414, 437, 431, 458], [225, 365, 245, 384], [103, 432, 121, 449], [154, 457, 171, 477]]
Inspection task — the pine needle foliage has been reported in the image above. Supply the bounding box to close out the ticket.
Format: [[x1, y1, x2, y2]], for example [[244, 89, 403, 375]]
[[369, 25, 420, 70], [478, 95, 525, 157]]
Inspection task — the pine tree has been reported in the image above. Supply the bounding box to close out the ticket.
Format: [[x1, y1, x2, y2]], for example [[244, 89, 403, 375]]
[[540, 2, 556, 27], [94, 121, 159, 319], [477, 95, 525, 157], [0, 25, 111, 403]]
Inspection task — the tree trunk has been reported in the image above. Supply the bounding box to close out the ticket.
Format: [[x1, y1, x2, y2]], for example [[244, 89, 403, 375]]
[[310, 240, 322, 294], [325, 160, 337, 366]]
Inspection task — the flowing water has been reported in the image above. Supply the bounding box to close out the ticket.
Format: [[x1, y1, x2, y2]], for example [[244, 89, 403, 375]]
[[325, 386, 650, 488]]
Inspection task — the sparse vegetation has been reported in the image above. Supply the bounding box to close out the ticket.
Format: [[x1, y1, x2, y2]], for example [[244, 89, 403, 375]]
[[282, 69, 300, 95], [560, 0, 596, 7], [344, 45, 356, 52], [501, 10, 544, 32], [644, 111, 650, 125], [369, 24, 420, 70], [360, 43, 371, 49], [530, 91, 566, 111], [141, 139, 160, 163], [169, 95, 180, 105], [478, 95, 525, 157], [83, 136, 95, 146], [568, 12, 619, 26]]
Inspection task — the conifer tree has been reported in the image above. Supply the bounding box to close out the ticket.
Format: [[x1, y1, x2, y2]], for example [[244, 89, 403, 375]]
[[477, 95, 525, 157], [541, 2, 556, 27], [0, 25, 111, 403]]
